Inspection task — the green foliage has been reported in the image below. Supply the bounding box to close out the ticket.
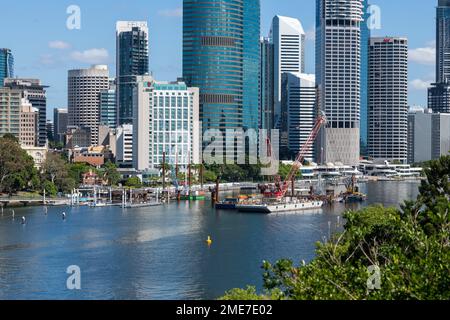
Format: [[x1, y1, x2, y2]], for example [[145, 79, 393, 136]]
[[125, 177, 142, 188], [0, 136, 38, 194], [102, 161, 121, 186], [221, 156, 450, 300], [41, 153, 76, 193], [203, 170, 217, 183], [42, 180, 57, 197]]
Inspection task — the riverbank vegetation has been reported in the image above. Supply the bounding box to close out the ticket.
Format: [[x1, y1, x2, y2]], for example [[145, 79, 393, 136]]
[[221, 156, 450, 300], [0, 135, 121, 196]]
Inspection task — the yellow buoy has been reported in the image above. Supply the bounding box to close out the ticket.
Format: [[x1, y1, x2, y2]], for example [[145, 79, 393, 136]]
[[206, 236, 213, 246]]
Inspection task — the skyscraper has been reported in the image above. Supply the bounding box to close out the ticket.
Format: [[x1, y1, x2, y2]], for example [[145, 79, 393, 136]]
[[0, 87, 21, 138], [183, 0, 260, 134], [116, 21, 149, 125], [68, 65, 109, 146], [133, 75, 201, 171], [270, 15, 306, 133], [360, 0, 370, 155], [4, 78, 48, 147], [100, 79, 117, 129], [429, 1, 450, 112], [260, 37, 274, 130], [282, 72, 316, 161], [368, 37, 408, 163], [436, 0, 450, 83], [0, 48, 14, 86], [53, 108, 68, 143], [316, 0, 363, 165]]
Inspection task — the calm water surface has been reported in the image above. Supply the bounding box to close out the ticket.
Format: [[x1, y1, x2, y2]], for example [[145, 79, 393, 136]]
[[0, 181, 419, 300]]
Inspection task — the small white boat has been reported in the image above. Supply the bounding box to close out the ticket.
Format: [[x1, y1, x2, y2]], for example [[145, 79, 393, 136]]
[[236, 200, 324, 214], [125, 202, 162, 209]]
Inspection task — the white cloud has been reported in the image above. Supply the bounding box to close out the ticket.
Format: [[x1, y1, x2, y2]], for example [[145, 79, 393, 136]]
[[70, 48, 109, 64], [409, 47, 436, 65], [49, 41, 71, 50], [158, 7, 182, 17], [305, 27, 315, 41], [409, 79, 433, 91]]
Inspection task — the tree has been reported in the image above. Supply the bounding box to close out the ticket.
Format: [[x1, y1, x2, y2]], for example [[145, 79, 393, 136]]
[[0, 136, 37, 194], [102, 161, 121, 186], [125, 177, 142, 188], [41, 153, 76, 193], [42, 180, 57, 197]]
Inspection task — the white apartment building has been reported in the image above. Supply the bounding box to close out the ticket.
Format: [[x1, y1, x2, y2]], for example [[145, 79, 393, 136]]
[[133, 76, 200, 171]]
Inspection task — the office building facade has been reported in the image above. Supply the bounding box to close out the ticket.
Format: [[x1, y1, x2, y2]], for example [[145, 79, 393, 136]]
[[116, 21, 149, 125], [116, 124, 134, 168], [0, 87, 21, 138], [408, 109, 450, 163], [270, 15, 305, 132], [0, 48, 13, 86], [316, 0, 363, 165], [360, 0, 370, 155], [183, 0, 260, 134], [260, 37, 274, 130], [282, 72, 316, 161], [100, 79, 117, 129], [368, 37, 408, 163], [53, 108, 68, 143], [437, 0, 450, 83], [19, 99, 38, 147], [68, 65, 109, 146], [133, 75, 200, 171], [4, 78, 48, 147]]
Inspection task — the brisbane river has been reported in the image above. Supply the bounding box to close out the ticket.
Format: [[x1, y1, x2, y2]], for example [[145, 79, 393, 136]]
[[0, 181, 420, 300]]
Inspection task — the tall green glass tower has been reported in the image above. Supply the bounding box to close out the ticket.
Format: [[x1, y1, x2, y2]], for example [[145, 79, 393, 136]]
[[183, 0, 260, 133], [0, 48, 14, 87]]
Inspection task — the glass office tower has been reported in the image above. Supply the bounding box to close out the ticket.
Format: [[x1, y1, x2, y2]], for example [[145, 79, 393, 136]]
[[437, 0, 450, 83], [183, 0, 260, 133], [360, 0, 370, 156], [0, 48, 14, 87], [116, 21, 149, 125]]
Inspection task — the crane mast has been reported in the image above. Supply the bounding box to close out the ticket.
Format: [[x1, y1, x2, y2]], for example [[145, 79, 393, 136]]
[[276, 114, 327, 198]]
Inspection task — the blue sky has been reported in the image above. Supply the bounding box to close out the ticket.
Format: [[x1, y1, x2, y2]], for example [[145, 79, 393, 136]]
[[0, 0, 437, 120]]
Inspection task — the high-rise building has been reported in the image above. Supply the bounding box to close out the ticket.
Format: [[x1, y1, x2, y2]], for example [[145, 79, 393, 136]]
[[428, 1, 450, 113], [68, 65, 109, 146], [133, 75, 201, 171], [428, 82, 450, 113], [116, 124, 133, 168], [116, 21, 149, 125], [316, 0, 363, 165], [408, 109, 450, 163], [100, 79, 117, 129], [360, 0, 370, 155], [282, 72, 316, 161], [368, 37, 408, 164], [4, 78, 48, 147], [260, 37, 274, 130], [437, 0, 450, 83], [183, 0, 260, 134], [0, 87, 21, 138], [19, 99, 38, 147], [53, 108, 68, 143], [46, 120, 54, 142], [270, 15, 305, 133], [0, 48, 14, 86]]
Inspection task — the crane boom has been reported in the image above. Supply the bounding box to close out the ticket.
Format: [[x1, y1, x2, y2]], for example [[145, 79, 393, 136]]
[[278, 114, 327, 198]]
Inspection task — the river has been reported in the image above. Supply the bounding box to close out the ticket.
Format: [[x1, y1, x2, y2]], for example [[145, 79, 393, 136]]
[[0, 181, 420, 300]]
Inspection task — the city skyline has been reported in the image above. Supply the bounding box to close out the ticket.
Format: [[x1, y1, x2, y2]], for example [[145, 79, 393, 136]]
[[0, 0, 437, 118]]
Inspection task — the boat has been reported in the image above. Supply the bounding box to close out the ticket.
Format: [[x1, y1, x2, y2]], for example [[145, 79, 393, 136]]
[[343, 193, 367, 203], [215, 198, 239, 210], [180, 190, 206, 201], [236, 199, 324, 214], [125, 202, 162, 208]]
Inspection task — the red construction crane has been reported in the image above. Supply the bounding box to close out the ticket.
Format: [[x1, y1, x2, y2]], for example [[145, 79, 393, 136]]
[[268, 113, 327, 199]]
